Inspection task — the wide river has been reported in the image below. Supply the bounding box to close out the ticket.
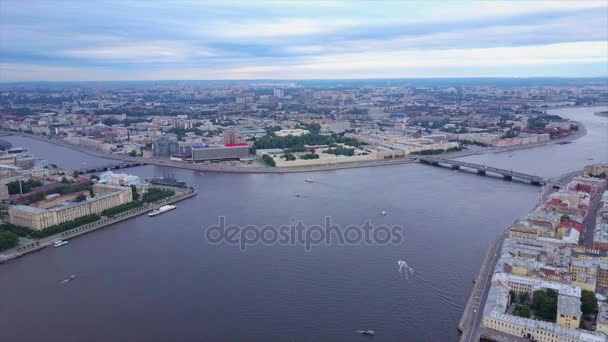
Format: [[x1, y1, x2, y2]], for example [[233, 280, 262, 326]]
[[1, 107, 606, 341]]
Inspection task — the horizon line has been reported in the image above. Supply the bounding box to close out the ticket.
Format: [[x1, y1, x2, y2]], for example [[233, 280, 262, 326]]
[[1, 75, 608, 84]]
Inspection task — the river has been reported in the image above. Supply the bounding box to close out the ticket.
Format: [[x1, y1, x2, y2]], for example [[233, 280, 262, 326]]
[[0, 106, 606, 341]]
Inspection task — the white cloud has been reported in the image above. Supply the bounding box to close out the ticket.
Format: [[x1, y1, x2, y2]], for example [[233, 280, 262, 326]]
[[227, 41, 608, 78], [59, 41, 215, 62], [409, 1, 607, 24], [204, 18, 356, 40]]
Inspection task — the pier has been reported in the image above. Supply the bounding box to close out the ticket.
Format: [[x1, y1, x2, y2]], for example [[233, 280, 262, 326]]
[[418, 157, 547, 186]]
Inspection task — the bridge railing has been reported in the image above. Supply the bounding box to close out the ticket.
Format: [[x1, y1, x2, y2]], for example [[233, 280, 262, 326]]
[[417, 157, 546, 184]]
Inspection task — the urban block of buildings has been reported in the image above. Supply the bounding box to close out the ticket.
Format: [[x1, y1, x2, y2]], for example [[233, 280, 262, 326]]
[[8, 184, 132, 230], [481, 168, 608, 342]]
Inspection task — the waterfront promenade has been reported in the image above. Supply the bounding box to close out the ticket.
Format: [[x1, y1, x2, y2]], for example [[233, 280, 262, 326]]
[[2, 125, 586, 174], [0, 187, 197, 264], [458, 170, 590, 342], [459, 228, 508, 342]]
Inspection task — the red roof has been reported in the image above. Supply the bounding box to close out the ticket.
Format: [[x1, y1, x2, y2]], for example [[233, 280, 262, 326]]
[[225, 143, 249, 147]]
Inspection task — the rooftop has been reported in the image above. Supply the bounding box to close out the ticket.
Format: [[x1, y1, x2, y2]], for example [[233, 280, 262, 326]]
[[557, 294, 582, 317]]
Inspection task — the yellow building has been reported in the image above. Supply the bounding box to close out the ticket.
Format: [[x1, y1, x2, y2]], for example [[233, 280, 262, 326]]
[[556, 294, 582, 329], [598, 263, 608, 287], [8, 184, 132, 230], [508, 226, 539, 240], [597, 302, 608, 335]]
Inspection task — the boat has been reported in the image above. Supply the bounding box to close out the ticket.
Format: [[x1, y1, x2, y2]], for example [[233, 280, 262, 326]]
[[58, 274, 77, 285], [53, 240, 68, 248], [146, 176, 187, 188], [148, 205, 177, 217], [199, 172, 205, 175], [305, 179, 313, 183], [357, 330, 375, 336], [295, 194, 301, 198], [381, 210, 387, 216]]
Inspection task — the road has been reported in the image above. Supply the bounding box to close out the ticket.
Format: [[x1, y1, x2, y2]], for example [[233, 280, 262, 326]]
[[582, 185, 606, 249], [460, 230, 508, 342]]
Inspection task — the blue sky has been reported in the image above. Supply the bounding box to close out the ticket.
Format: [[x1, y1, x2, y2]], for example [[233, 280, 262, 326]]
[[1, 0, 607, 81]]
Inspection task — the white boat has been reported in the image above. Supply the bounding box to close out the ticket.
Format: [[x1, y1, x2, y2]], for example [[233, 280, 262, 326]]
[[305, 179, 313, 183], [53, 240, 68, 248], [381, 210, 387, 216], [58, 274, 76, 285], [148, 205, 177, 217], [357, 330, 375, 336]]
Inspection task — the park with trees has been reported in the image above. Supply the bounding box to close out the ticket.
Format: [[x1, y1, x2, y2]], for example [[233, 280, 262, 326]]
[[510, 289, 558, 322]]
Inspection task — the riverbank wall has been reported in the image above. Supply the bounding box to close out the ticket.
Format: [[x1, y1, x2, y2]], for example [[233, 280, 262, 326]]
[[458, 169, 583, 341], [4, 124, 586, 174], [595, 111, 608, 118], [0, 187, 197, 264]]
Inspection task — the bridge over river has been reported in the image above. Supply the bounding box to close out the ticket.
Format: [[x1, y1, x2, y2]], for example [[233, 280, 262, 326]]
[[78, 162, 147, 174], [417, 157, 548, 186]]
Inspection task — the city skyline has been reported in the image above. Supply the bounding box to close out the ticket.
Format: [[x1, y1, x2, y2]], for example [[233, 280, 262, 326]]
[[1, 1, 608, 81]]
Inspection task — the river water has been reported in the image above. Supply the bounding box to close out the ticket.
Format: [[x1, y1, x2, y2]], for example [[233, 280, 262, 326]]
[[0, 107, 606, 341]]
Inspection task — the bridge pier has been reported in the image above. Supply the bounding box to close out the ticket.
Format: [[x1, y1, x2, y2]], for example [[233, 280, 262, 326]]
[[417, 158, 547, 187]]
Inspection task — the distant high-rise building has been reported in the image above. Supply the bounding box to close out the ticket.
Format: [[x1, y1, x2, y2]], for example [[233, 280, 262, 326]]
[[223, 129, 242, 145], [273, 88, 284, 98]]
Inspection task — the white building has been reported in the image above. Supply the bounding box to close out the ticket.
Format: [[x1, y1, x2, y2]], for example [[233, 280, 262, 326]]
[[275, 129, 309, 137]]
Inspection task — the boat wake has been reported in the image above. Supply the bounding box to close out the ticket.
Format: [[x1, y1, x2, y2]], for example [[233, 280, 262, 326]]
[[411, 273, 461, 311]]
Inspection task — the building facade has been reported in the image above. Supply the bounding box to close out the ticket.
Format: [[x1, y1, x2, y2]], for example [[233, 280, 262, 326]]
[[8, 184, 132, 230], [191, 144, 250, 161]]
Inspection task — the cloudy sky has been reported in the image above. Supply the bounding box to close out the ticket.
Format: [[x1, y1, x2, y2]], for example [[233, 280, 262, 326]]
[[1, 0, 607, 81]]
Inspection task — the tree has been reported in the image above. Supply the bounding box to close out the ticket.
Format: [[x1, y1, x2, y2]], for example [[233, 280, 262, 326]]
[[519, 292, 530, 305], [61, 177, 69, 184], [73, 171, 80, 178], [6, 178, 43, 195], [131, 185, 139, 201], [514, 305, 531, 318], [300, 153, 319, 160], [262, 154, 276, 167], [0, 231, 19, 251], [531, 289, 558, 322], [581, 290, 598, 316], [283, 153, 296, 161], [509, 290, 517, 304], [90, 174, 100, 181], [75, 194, 87, 202]]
